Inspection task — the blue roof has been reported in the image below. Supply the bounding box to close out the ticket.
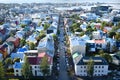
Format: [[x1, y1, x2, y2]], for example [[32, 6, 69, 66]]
[[0, 53, 3, 57], [17, 48, 27, 53], [10, 53, 24, 60], [14, 62, 23, 68]]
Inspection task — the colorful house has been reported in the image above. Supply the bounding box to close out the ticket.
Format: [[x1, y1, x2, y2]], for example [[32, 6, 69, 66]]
[[6, 37, 20, 48]]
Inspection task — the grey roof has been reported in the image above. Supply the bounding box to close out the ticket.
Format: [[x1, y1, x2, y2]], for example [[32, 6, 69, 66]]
[[76, 57, 108, 65]]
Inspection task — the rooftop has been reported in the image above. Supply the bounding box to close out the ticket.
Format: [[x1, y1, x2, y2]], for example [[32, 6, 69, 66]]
[[77, 57, 108, 65], [14, 62, 23, 68]]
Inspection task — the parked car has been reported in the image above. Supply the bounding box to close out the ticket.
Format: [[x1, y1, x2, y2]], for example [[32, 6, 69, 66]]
[[57, 66, 60, 71]]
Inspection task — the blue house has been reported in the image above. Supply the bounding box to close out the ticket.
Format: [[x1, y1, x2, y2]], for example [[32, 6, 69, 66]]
[[17, 48, 28, 54], [11, 53, 25, 62], [13, 62, 23, 76]]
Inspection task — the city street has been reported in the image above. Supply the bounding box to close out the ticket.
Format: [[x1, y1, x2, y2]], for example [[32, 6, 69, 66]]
[[58, 18, 70, 80]]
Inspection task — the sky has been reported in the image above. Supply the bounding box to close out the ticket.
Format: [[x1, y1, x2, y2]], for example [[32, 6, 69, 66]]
[[0, 0, 120, 3]]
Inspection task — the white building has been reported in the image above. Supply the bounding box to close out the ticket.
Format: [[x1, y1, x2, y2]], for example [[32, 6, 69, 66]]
[[86, 40, 96, 52], [94, 39, 106, 50], [14, 52, 53, 76], [106, 38, 116, 52], [73, 54, 108, 76], [92, 30, 103, 40], [13, 62, 23, 76], [69, 36, 86, 55], [37, 36, 54, 56]]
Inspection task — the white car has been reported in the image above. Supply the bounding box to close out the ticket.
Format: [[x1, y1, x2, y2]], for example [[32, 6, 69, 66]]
[[57, 66, 60, 71]]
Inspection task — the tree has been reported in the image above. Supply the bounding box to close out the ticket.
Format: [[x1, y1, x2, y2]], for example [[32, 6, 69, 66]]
[[100, 53, 112, 63], [57, 30, 60, 35], [106, 42, 110, 52], [20, 39, 26, 47], [52, 34, 57, 41], [40, 56, 49, 76], [5, 58, 12, 68], [87, 58, 94, 78], [38, 21, 42, 26], [13, 58, 20, 63], [20, 24, 27, 28], [22, 56, 32, 79], [29, 42, 35, 50], [112, 44, 118, 52], [38, 32, 46, 40], [98, 50, 104, 54], [44, 23, 50, 30], [0, 61, 5, 80], [79, 32, 84, 37], [115, 33, 120, 41], [108, 31, 116, 38]]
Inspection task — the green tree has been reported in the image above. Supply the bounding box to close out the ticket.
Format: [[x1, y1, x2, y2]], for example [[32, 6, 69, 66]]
[[38, 31, 46, 40], [106, 42, 110, 52], [79, 32, 84, 37], [0, 61, 5, 80], [20, 39, 26, 47], [52, 34, 57, 41], [100, 53, 112, 63], [38, 21, 42, 26], [40, 56, 49, 76], [13, 58, 20, 63], [98, 50, 104, 54], [87, 58, 94, 77], [57, 30, 60, 35], [44, 23, 50, 30], [115, 33, 120, 41], [22, 56, 32, 79], [20, 24, 27, 28], [108, 31, 116, 38], [112, 44, 118, 52], [5, 58, 12, 68], [29, 42, 35, 50]]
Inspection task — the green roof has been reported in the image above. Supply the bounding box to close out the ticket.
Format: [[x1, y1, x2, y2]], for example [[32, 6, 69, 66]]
[[72, 52, 79, 59]]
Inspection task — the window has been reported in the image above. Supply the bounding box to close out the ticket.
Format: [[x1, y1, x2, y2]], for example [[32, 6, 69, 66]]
[[99, 66, 101, 68], [16, 74, 19, 76], [81, 66, 82, 68], [30, 66, 32, 69], [98, 70, 100, 72], [84, 66, 86, 68], [84, 70, 86, 72], [95, 70, 97, 72], [95, 66, 97, 68], [102, 70, 103, 72], [102, 66, 104, 68], [16, 70, 18, 72], [35, 70, 37, 76], [35, 66, 37, 68]]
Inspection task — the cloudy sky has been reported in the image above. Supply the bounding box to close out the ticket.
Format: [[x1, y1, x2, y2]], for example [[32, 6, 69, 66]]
[[0, 0, 120, 3]]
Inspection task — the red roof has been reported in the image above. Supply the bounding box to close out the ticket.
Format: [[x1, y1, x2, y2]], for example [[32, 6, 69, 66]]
[[27, 52, 53, 65], [94, 39, 105, 44], [38, 52, 53, 64], [38, 52, 46, 57], [0, 28, 6, 34], [28, 57, 40, 65]]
